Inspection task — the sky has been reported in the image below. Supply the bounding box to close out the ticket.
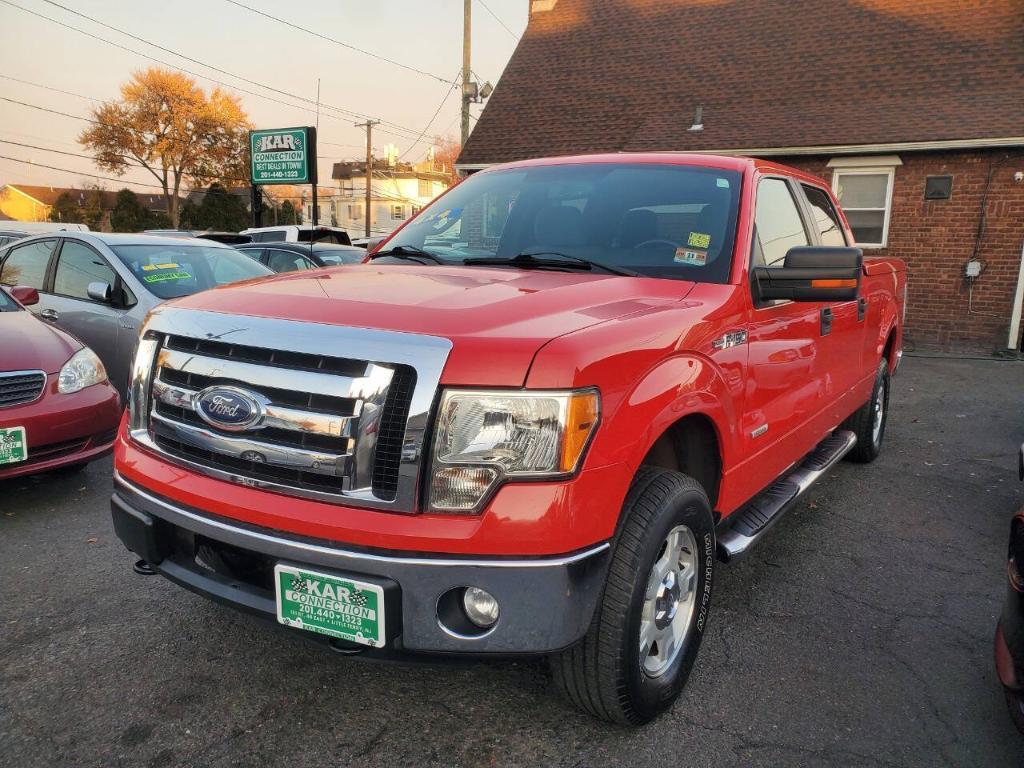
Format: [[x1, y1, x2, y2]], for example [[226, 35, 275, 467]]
[[0, 0, 527, 194]]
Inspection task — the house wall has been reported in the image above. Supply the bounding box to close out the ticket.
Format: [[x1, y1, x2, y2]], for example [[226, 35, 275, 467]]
[[307, 175, 448, 237], [782, 149, 1024, 352], [0, 187, 49, 222]]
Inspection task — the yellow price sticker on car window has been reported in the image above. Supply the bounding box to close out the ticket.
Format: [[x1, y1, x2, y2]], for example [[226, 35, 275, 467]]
[[142, 262, 180, 271], [688, 232, 711, 249]]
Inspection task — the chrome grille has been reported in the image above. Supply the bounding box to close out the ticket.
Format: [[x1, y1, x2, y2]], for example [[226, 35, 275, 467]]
[[0, 370, 46, 408], [130, 307, 452, 512]]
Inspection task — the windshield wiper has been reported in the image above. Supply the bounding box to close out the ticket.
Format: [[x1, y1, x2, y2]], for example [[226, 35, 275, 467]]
[[463, 252, 640, 277], [370, 245, 445, 264]]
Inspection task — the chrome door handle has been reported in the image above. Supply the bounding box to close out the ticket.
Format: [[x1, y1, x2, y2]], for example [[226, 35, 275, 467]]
[[39, 308, 59, 321]]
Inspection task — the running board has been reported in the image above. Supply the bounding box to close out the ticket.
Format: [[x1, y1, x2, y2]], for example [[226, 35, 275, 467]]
[[717, 430, 857, 562]]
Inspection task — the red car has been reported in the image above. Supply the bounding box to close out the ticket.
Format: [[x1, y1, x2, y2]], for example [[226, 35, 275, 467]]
[[996, 447, 1024, 732], [112, 154, 905, 723], [0, 285, 121, 480]]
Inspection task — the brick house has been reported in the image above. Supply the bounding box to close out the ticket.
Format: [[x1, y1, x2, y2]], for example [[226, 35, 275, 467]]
[[457, 0, 1024, 352]]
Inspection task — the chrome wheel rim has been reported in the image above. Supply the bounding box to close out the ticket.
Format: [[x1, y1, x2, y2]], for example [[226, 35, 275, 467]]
[[872, 378, 886, 446], [639, 525, 699, 678]]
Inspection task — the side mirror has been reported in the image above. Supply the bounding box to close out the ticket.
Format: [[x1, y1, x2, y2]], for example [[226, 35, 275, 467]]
[[9, 285, 39, 306], [753, 246, 863, 302], [86, 281, 113, 303]]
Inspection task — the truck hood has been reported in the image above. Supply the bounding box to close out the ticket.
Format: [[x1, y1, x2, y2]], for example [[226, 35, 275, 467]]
[[170, 264, 694, 385]]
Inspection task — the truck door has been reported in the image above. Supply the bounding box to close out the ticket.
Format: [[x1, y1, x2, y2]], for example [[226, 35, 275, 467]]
[[798, 183, 867, 425], [742, 177, 829, 484]]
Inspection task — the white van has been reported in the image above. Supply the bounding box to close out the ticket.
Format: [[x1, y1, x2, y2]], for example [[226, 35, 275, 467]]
[[239, 224, 351, 245]]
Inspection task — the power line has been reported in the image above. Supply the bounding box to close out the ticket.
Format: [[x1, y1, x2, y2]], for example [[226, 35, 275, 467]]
[[477, 0, 520, 40], [221, 0, 452, 84], [397, 79, 460, 161], [0, 153, 169, 190], [32, 0, 420, 136], [0, 73, 99, 103], [4, 0, 428, 146], [1, 80, 365, 159]]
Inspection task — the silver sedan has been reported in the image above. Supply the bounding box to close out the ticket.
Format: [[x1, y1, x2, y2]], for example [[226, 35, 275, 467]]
[[0, 232, 273, 397]]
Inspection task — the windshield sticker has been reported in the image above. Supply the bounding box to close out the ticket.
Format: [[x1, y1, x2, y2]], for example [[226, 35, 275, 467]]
[[142, 270, 192, 284], [675, 248, 707, 266], [687, 231, 712, 249], [716, 178, 731, 188], [142, 262, 180, 272], [424, 207, 461, 230]]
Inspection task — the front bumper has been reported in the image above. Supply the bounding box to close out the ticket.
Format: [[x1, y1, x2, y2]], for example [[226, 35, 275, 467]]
[[111, 473, 611, 655], [0, 381, 121, 480]]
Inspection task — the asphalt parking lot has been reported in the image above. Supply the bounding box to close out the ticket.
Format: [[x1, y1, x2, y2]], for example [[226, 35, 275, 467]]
[[1, 355, 1022, 768]]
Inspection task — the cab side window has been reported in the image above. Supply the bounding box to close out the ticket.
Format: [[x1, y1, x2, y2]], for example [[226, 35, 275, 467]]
[[802, 185, 847, 247], [53, 241, 117, 300], [0, 239, 56, 288], [753, 179, 809, 267]]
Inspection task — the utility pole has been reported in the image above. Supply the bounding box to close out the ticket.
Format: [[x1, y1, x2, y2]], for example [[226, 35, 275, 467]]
[[355, 119, 379, 238], [461, 0, 472, 146]]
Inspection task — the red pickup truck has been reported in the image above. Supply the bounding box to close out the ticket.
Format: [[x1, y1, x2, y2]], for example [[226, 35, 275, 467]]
[[111, 154, 905, 724]]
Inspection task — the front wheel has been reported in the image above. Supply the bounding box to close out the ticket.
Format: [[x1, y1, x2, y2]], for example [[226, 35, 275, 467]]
[[843, 358, 890, 463], [551, 466, 715, 724]]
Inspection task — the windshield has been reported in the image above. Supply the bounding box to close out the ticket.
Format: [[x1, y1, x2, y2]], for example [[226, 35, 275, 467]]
[[111, 244, 272, 299], [381, 163, 741, 282]]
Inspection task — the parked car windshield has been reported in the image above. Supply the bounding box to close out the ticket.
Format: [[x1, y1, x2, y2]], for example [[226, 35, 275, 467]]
[[380, 163, 742, 282], [110, 244, 273, 299]]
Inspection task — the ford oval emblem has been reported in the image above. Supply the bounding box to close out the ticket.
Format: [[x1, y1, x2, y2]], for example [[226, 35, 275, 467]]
[[195, 386, 265, 432]]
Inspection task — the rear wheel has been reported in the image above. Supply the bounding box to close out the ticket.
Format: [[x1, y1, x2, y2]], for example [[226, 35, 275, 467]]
[[843, 358, 890, 463], [551, 466, 715, 724]]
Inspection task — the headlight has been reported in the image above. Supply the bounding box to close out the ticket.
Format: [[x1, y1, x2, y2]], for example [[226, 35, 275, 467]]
[[57, 348, 107, 394], [428, 389, 599, 513]]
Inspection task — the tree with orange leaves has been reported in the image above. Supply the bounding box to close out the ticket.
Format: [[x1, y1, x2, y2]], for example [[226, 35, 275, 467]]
[[80, 68, 251, 227]]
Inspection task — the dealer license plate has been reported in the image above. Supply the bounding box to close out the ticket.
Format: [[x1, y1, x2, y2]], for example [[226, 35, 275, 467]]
[[274, 563, 385, 648], [0, 426, 27, 466]]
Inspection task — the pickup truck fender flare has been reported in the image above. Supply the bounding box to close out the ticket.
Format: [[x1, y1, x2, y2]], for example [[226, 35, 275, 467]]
[[874, 299, 901, 367], [593, 352, 738, 496]]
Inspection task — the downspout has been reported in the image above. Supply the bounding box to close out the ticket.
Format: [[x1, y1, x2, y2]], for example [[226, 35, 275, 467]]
[[1008, 235, 1024, 350]]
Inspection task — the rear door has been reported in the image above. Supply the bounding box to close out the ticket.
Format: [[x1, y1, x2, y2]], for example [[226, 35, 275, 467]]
[[798, 183, 866, 422], [45, 238, 131, 390]]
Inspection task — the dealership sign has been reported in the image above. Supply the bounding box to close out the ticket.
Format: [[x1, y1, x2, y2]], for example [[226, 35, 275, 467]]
[[250, 127, 317, 185]]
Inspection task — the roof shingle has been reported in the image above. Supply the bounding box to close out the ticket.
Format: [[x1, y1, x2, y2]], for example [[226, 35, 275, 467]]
[[459, 0, 1024, 165]]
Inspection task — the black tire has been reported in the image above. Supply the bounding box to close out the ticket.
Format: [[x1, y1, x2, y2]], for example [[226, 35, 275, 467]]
[[843, 357, 890, 463], [551, 465, 716, 724]]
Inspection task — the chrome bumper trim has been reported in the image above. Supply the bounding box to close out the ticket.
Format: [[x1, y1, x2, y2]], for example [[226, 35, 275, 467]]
[[114, 471, 610, 569]]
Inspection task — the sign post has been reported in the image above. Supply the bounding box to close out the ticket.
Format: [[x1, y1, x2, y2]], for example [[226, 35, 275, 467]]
[[249, 126, 318, 226]]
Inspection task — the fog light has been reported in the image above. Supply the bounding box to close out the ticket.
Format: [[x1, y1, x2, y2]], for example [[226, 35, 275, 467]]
[[462, 587, 499, 628]]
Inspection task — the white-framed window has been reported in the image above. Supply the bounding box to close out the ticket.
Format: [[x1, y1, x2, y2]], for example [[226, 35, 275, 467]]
[[828, 156, 901, 248], [347, 204, 362, 220], [411, 204, 421, 217], [391, 204, 406, 220]]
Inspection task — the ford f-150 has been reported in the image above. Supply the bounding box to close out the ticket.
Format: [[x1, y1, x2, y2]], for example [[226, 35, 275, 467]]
[[111, 153, 906, 724]]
